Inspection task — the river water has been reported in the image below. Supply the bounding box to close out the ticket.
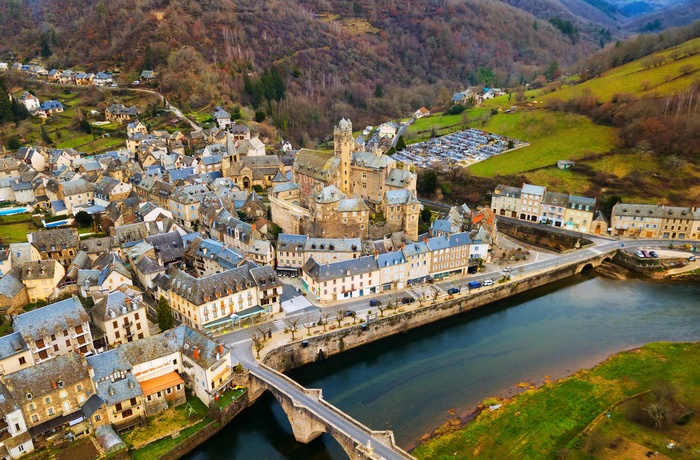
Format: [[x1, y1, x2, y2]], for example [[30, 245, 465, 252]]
[[185, 274, 700, 459]]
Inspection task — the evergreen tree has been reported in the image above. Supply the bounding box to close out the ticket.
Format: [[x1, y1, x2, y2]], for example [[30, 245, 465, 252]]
[[0, 77, 13, 123], [11, 98, 29, 122], [40, 33, 53, 58], [80, 119, 92, 134], [41, 125, 52, 144], [157, 296, 174, 331], [395, 135, 406, 151], [374, 84, 383, 98], [6, 136, 21, 151]]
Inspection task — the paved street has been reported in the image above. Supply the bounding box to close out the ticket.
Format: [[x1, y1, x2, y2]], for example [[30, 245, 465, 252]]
[[219, 237, 695, 353]]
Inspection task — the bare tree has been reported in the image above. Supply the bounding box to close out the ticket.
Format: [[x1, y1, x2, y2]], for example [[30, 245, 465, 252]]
[[285, 318, 299, 341], [303, 312, 315, 337], [335, 307, 345, 328], [252, 334, 264, 359], [321, 311, 332, 331]]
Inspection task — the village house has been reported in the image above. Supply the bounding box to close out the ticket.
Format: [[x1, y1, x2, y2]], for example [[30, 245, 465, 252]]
[[19, 260, 65, 303], [162, 264, 281, 335], [91, 291, 150, 347], [0, 332, 34, 377], [302, 255, 379, 303], [93, 72, 113, 86], [0, 269, 29, 313], [611, 203, 697, 239], [213, 106, 231, 129], [378, 250, 408, 292], [106, 104, 139, 123], [12, 296, 94, 364], [276, 234, 362, 275], [36, 100, 63, 118], [2, 352, 95, 445], [17, 92, 40, 112], [28, 228, 80, 267], [427, 232, 477, 280]]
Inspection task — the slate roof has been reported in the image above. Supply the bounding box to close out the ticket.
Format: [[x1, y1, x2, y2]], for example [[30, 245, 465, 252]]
[[302, 255, 378, 282], [336, 198, 368, 212], [494, 185, 521, 198], [29, 228, 79, 251], [402, 240, 430, 257], [304, 237, 361, 253], [270, 181, 299, 194], [385, 168, 414, 188], [0, 268, 25, 300], [135, 256, 164, 275], [106, 104, 138, 116], [92, 291, 145, 322], [568, 195, 596, 207], [521, 183, 546, 196], [277, 234, 308, 251], [385, 189, 416, 205], [353, 151, 394, 169], [4, 352, 89, 400], [146, 232, 184, 263], [542, 192, 569, 207], [13, 296, 90, 342], [0, 332, 28, 361], [250, 265, 283, 290], [377, 250, 406, 268], [293, 149, 339, 181], [20, 259, 58, 280], [9, 243, 35, 266], [166, 265, 257, 306]]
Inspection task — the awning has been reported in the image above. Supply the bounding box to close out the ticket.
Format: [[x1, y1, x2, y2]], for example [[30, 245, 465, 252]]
[[204, 316, 233, 329], [139, 371, 184, 396], [230, 305, 265, 320]]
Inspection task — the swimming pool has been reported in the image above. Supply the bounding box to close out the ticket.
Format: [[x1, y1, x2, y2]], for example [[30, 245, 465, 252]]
[[0, 207, 29, 216], [44, 219, 72, 228]]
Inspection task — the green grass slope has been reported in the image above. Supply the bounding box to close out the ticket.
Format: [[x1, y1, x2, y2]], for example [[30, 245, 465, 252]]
[[468, 110, 615, 177], [413, 342, 700, 460]]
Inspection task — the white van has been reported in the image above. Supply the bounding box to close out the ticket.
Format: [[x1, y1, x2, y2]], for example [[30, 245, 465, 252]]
[[482, 279, 494, 286]]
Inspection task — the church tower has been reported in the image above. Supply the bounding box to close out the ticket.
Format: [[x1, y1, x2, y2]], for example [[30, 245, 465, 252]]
[[334, 118, 353, 195]]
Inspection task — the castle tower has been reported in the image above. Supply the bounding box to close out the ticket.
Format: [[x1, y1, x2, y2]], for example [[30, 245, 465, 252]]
[[334, 118, 353, 195]]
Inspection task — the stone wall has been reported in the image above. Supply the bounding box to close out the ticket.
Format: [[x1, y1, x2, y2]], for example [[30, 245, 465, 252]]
[[154, 393, 249, 460], [263, 260, 592, 373], [497, 220, 593, 252]]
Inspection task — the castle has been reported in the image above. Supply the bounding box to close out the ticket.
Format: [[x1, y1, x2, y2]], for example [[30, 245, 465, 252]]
[[270, 119, 420, 241]]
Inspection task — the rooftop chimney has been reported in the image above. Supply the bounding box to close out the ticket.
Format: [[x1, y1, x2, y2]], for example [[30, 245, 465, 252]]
[[193, 347, 200, 360]]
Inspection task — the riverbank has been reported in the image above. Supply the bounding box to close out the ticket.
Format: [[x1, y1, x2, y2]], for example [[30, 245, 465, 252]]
[[412, 342, 700, 459]]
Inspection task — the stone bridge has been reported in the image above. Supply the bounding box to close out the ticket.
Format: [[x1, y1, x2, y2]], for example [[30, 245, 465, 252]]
[[243, 359, 415, 460]]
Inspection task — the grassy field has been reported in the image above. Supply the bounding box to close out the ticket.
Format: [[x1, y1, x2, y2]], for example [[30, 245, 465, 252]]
[[0, 220, 40, 244], [413, 342, 700, 460], [468, 110, 615, 177], [405, 108, 492, 144]]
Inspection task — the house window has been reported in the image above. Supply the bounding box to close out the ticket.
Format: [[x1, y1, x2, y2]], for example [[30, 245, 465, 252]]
[[31, 414, 38, 423], [94, 415, 101, 422], [115, 331, 120, 339], [19, 357, 26, 365]]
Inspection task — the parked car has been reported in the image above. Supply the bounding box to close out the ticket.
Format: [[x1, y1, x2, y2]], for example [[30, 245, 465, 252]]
[[343, 310, 355, 317], [635, 250, 645, 258], [649, 250, 659, 258], [447, 287, 460, 295], [482, 279, 494, 286], [468, 281, 482, 289], [641, 250, 651, 258], [401, 296, 415, 304], [689, 255, 696, 262], [502, 266, 512, 272], [369, 299, 381, 307]]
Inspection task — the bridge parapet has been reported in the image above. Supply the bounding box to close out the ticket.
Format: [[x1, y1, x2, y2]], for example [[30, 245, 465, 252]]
[[248, 364, 415, 459]]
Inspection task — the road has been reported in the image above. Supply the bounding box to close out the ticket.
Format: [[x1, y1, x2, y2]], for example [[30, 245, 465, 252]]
[[219, 238, 695, 350], [127, 88, 203, 132], [233, 343, 414, 459], [392, 118, 412, 148]]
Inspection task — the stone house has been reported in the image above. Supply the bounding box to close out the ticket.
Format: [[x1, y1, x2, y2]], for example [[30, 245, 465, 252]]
[[105, 104, 139, 123], [19, 259, 65, 303], [0, 269, 29, 313], [90, 291, 150, 347], [0, 332, 34, 377], [12, 296, 94, 363], [3, 352, 95, 440]]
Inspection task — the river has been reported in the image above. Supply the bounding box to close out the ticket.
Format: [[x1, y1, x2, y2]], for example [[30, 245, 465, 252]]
[[185, 274, 700, 459]]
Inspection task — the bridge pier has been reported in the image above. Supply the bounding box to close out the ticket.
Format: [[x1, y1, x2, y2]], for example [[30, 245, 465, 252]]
[[273, 390, 328, 444]]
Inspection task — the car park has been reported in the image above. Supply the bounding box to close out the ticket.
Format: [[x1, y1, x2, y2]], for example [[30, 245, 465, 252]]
[[369, 299, 381, 307], [482, 279, 494, 286], [447, 288, 460, 295]]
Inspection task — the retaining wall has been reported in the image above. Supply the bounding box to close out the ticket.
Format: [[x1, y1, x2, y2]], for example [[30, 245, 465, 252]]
[[263, 261, 588, 372]]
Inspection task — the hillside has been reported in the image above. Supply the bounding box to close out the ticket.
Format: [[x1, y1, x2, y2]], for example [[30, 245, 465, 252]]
[[0, 0, 598, 141]]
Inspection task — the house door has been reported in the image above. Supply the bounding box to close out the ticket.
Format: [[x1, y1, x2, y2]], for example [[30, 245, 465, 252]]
[[243, 177, 250, 189]]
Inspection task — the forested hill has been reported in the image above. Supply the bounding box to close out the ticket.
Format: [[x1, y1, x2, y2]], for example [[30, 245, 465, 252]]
[[0, 0, 601, 140], [1, 0, 596, 83]]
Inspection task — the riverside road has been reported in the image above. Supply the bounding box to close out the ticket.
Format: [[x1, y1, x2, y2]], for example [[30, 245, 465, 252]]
[[218, 236, 694, 349]]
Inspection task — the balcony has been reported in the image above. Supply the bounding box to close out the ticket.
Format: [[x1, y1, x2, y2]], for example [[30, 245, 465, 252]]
[[71, 329, 89, 339], [122, 321, 133, 329]]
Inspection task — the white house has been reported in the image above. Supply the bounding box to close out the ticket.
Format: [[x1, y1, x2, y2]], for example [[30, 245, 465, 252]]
[[377, 122, 397, 139], [18, 92, 40, 112]]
